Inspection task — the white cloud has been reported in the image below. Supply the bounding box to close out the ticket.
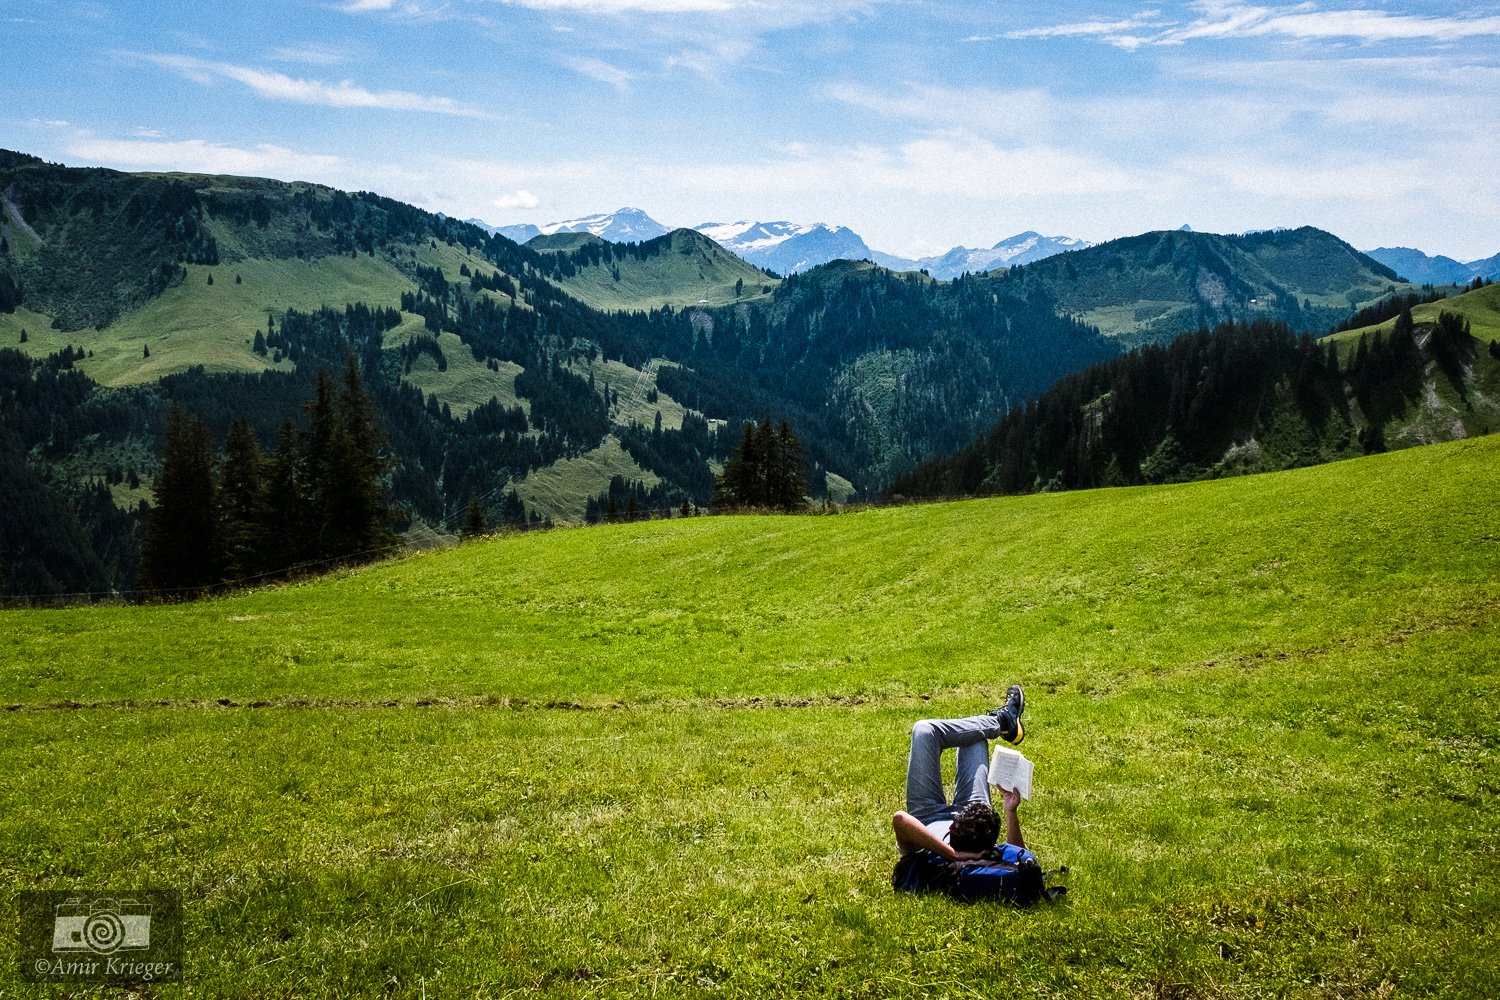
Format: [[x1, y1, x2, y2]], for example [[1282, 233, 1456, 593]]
[[64, 137, 345, 179], [493, 189, 541, 210], [140, 54, 492, 117], [825, 82, 1057, 140], [1009, 2, 1500, 50], [337, 0, 396, 11], [562, 55, 635, 89], [997, 11, 1168, 50], [267, 44, 353, 65], [644, 133, 1146, 200], [495, 0, 735, 11]]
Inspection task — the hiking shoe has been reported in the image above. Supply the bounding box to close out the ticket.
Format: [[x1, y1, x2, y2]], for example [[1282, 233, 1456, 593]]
[[988, 684, 1026, 745]]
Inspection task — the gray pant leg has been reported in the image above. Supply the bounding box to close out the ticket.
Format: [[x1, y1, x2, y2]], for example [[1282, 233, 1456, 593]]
[[905, 715, 1004, 823]]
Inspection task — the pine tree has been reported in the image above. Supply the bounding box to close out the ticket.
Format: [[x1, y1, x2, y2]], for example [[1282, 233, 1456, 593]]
[[141, 405, 222, 597], [463, 496, 487, 538], [263, 418, 310, 573], [714, 420, 764, 508], [713, 416, 808, 511], [302, 358, 394, 562], [217, 418, 268, 582], [331, 355, 394, 556]]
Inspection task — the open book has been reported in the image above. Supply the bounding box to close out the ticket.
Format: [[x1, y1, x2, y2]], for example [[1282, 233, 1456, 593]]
[[989, 744, 1033, 800]]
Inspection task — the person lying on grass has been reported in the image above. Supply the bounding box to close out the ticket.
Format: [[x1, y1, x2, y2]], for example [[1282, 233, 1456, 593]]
[[891, 685, 1051, 904]]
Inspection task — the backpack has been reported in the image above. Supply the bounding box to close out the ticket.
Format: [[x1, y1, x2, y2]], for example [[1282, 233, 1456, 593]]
[[892, 844, 1068, 906]]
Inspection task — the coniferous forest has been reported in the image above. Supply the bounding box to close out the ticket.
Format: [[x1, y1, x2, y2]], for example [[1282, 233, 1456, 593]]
[[890, 310, 1495, 499]]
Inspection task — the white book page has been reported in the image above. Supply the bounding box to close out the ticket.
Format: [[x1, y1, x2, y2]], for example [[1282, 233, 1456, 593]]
[[988, 745, 1033, 800]]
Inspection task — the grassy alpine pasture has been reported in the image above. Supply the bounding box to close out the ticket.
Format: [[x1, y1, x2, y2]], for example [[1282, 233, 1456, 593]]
[[547, 231, 777, 313], [1328, 283, 1500, 348], [2, 438, 1498, 997]]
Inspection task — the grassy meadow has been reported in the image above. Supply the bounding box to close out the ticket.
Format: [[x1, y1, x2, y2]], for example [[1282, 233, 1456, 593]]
[[547, 232, 777, 313], [1330, 283, 1500, 347], [1, 437, 1497, 997]]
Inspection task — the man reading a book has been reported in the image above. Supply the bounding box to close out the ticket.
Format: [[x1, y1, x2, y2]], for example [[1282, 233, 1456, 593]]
[[891, 685, 1028, 862]]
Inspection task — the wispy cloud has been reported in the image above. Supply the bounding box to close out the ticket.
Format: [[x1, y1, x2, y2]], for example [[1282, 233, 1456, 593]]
[[495, 0, 735, 10], [139, 54, 492, 117], [1005, 2, 1500, 50], [64, 136, 345, 179], [984, 11, 1168, 50], [493, 189, 541, 210], [267, 43, 353, 66], [562, 55, 635, 89], [645, 133, 1146, 200]]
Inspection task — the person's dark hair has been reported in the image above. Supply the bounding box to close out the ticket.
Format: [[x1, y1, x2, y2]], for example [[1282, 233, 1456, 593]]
[[948, 801, 1000, 852]]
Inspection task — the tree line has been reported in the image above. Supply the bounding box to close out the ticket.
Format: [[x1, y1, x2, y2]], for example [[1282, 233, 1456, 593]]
[[891, 311, 1494, 499], [141, 358, 395, 597]]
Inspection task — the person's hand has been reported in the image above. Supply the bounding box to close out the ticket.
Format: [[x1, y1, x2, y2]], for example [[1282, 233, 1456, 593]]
[[1000, 786, 1022, 813]]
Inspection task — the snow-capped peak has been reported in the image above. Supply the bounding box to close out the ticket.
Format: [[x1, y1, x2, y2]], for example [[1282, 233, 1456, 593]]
[[535, 208, 670, 243]]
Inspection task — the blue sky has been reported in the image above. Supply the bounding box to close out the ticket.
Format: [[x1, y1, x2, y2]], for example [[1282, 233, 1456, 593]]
[[4, 0, 1498, 260]]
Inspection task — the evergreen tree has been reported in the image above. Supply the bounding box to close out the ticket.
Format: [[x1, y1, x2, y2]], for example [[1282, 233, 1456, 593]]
[[463, 496, 487, 538], [766, 420, 809, 510], [217, 418, 268, 582], [330, 355, 395, 556], [263, 418, 311, 572], [714, 419, 764, 508], [303, 358, 395, 561], [713, 416, 808, 511], [141, 404, 222, 597]]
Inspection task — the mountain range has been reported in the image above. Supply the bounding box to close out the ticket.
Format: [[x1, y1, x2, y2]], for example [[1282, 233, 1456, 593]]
[[475, 208, 1092, 279], [1363, 246, 1500, 286], [2, 147, 1494, 599], [486, 208, 1500, 292]]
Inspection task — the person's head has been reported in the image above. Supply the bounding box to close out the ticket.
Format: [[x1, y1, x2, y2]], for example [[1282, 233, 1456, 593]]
[[948, 801, 1000, 853]]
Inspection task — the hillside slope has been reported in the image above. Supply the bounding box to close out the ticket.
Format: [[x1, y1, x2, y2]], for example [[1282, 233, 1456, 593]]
[[999, 227, 1409, 345], [0, 439, 1495, 995], [1329, 280, 1500, 346], [533, 228, 778, 311], [0, 152, 1117, 548]]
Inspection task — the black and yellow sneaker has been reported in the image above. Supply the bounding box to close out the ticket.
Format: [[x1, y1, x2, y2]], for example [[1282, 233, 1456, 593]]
[[988, 684, 1026, 745]]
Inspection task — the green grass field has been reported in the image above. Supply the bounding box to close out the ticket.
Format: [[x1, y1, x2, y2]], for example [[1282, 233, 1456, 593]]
[[1, 437, 1496, 997], [1, 256, 417, 387], [1327, 283, 1500, 348], [512, 434, 663, 523], [549, 232, 778, 313]]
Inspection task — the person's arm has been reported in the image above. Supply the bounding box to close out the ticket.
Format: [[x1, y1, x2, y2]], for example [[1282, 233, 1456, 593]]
[[891, 811, 988, 862], [998, 786, 1025, 849]]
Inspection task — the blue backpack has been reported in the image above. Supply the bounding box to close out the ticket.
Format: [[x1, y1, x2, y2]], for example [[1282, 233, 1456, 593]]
[[892, 843, 1067, 905]]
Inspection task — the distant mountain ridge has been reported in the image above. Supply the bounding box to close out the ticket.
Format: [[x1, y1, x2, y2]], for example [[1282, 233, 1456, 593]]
[[1003, 226, 1411, 346], [695, 220, 876, 275], [889, 232, 1095, 279], [1364, 246, 1500, 285], [483, 208, 1089, 277]]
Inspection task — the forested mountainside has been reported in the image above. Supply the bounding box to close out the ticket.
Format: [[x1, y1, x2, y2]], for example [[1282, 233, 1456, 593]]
[[0, 151, 1116, 597], [891, 292, 1500, 500], [997, 227, 1412, 347]]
